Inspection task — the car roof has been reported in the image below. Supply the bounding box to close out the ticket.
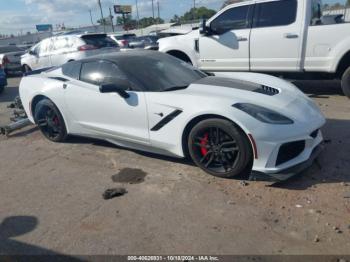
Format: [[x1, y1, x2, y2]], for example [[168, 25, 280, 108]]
[[75, 50, 166, 64]]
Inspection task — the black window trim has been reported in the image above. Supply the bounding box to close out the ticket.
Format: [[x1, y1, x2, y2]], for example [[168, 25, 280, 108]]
[[61, 61, 82, 80], [210, 3, 255, 34], [252, 0, 298, 29], [78, 59, 138, 91]]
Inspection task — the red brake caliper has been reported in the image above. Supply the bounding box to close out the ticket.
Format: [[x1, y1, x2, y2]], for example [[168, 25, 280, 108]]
[[200, 133, 209, 156], [53, 116, 59, 125]]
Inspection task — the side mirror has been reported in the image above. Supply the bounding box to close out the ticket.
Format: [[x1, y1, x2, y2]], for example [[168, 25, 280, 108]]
[[200, 19, 212, 36], [99, 80, 131, 99], [29, 50, 36, 56]]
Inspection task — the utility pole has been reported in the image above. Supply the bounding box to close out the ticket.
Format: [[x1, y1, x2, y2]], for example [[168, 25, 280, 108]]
[[135, 0, 140, 29], [97, 0, 106, 33], [152, 0, 155, 19], [157, 0, 160, 24], [192, 0, 196, 21], [109, 7, 115, 32], [89, 10, 95, 26]]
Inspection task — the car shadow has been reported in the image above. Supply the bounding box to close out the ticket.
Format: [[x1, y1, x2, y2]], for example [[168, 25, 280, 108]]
[[66, 135, 196, 167], [0, 215, 84, 260], [292, 80, 343, 98]]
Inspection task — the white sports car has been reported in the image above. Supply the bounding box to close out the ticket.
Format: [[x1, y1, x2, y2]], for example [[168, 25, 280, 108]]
[[19, 51, 325, 181]]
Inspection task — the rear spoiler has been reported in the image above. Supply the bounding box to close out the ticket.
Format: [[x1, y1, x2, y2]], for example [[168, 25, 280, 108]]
[[24, 66, 55, 76]]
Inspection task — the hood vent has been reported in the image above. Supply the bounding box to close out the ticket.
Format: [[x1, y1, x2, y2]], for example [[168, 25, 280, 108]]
[[254, 85, 279, 96], [194, 77, 279, 96]]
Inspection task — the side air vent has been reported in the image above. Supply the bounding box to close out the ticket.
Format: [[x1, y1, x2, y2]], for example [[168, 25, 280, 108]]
[[254, 85, 279, 96], [151, 110, 182, 131], [48, 77, 69, 82]]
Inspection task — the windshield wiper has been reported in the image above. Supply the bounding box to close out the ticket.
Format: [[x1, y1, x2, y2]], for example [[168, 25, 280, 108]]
[[162, 85, 189, 92]]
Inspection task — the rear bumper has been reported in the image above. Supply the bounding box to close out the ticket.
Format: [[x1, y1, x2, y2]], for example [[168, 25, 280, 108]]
[[250, 143, 324, 182]]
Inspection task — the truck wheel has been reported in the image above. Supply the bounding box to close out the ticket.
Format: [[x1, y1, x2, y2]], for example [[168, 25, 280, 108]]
[[341, 67, 350, 98]]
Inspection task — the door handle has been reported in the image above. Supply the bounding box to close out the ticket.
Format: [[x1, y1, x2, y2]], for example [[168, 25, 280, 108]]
[[284, 33, 298, 39], [237, 36, 248, 42], [63, 83, 67, 89]]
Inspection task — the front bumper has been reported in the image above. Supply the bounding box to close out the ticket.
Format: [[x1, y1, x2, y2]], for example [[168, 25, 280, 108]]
[[250, 143, 324, 182]]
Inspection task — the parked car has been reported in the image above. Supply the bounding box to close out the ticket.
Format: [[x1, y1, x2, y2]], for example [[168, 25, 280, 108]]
[[19, 51, 325, 181], [21, 33, 119, 72], [0, 67, 7, 94], [158, 0, 350, 97], [108, 33, 136, 48], [0, 45, 27, 75], [128, 36, 159, 50]]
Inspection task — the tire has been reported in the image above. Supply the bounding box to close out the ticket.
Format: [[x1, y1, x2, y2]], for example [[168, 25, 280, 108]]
[[188, 119, 253, 178], [23, 65, 32, 74], [34, 99, 68, 142], [341, 66, 350, 98]]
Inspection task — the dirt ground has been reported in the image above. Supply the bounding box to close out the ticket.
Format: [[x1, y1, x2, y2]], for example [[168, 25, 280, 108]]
[[0, 77, 349, 256]]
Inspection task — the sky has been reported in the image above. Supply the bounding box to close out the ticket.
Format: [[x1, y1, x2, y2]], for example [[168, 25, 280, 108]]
[[0, 0, 224, 35], [0, 0, 346, 35]]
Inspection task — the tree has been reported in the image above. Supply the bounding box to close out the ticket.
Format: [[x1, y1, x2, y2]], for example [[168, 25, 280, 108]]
[[171, 6, 216, 23], [221, 0, 244, 9], [97, 18, 111, 25]]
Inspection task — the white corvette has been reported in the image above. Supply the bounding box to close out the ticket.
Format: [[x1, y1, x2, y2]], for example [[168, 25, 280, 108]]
[[19, 51, 325, 181]]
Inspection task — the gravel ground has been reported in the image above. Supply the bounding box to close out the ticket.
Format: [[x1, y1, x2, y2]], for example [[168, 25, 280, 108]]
[[0, 77, 349, 256]]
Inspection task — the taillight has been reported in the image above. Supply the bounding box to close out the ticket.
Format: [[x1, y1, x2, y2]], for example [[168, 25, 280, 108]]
[[77, 44, 98, 51], [121, 40, 128, 46]]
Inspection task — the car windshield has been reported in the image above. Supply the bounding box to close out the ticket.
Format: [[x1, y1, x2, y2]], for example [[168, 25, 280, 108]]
[[81, 35, 118, 48], [114, 52, 206, 92]]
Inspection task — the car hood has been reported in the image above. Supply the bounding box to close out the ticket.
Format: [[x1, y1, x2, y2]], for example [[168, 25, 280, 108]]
[[184, 73, 324, 125]]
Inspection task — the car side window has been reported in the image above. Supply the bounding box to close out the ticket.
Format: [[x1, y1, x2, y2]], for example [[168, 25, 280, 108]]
[[62, 61, 81, 80], [210, 5, 252, 34], [253, 0, 297, 28], [80, 61, 129, 87]]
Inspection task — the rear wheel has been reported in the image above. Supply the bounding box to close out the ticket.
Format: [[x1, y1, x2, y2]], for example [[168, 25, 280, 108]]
[[188, 119, 252, 178], [341, 66, 350, 98], [34, 99, 67, 142]]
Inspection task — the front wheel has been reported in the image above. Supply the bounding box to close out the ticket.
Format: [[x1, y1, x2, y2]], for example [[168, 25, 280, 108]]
[[341, 67, 350, 98], [188, 119, 253, 178], [34, 99, 67, 142]]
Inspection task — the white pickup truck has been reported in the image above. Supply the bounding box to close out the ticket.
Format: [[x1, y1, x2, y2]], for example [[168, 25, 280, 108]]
[[158, 0, 350, 97]]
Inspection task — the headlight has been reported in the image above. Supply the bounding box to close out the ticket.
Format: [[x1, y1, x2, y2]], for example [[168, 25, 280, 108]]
[[233, 103, 294, 125]]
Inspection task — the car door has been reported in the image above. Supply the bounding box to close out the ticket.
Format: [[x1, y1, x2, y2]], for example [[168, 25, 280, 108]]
[[198, 3, 254, 71], [50, 36, 71, 67], [250, 0, 302, 71], [63, 60, 149, 144], [37, 38, 53, 69]]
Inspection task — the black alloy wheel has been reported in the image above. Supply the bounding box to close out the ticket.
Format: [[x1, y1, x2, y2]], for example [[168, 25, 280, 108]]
[[188, 119, 252, 178]]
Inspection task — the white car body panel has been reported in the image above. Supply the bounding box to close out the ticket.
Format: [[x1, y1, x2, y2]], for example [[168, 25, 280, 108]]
[[21, 34, 120, 71], [19, 64, 325, 178], [158, 0, 350, 74]]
